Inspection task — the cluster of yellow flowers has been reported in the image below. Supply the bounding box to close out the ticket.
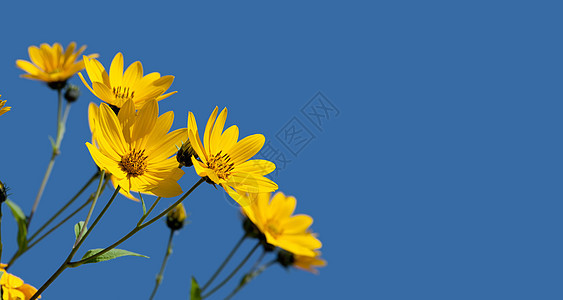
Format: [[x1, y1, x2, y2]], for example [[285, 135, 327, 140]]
[[1, 42, 325, 299]]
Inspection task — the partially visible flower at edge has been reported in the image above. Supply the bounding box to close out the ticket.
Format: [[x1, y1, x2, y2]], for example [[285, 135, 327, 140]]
[[16, 42, 98, 85], [187, 107, 278, 203], [86, 99, 186, 198], [0, 267, 41, 299], [0, 96, 10, 117], [79, 52, 176, 109], [231, 191, 322, 257], [293, 251, 327, 274]]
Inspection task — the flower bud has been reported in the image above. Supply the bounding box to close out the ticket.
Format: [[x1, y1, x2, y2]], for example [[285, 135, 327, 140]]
[[0, 180, 7, 203], [166, 203, 187, 231], [64, 85, 80, 103], [176, 139, 198, 167]]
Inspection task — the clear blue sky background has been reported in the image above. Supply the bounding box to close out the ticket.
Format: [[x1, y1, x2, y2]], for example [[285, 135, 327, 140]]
[[1, 1, 562, 299]]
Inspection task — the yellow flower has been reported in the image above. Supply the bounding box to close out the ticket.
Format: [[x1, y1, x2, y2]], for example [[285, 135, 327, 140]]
[[187, 107, 278, 200], [79, 53, 176, 109], [293, 251, 327, 274], [0, 96, 10, 117], [88, 102, 150, 201], [16, 42, 98, 84], [86, 99, 186, 198], [0, 269, 40, 299], [233, 191, 322, 257]]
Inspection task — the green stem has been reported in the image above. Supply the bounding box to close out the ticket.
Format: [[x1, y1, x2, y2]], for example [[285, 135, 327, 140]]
[[148, 229, 175, 300], [224, 259, 276, 300], [30, 176, 119, 300], [74, 171, 106, 247], [28, 88, 71, 228], [201, 241, 261, 299], [201, 234, 247, 291], [29, 171, 99, 241], [6, 177, 107, 270], [67, 178, 205, 268], [138, 196, 162, 226]]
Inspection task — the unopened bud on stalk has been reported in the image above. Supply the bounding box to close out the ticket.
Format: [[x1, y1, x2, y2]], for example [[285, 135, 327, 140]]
[[64, 85, 80, 103], [166, 203, 187, 231], [176, 139, 198, 168]]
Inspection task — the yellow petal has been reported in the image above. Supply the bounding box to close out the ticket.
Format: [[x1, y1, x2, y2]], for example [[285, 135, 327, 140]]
[[109, 52, 124, 88]]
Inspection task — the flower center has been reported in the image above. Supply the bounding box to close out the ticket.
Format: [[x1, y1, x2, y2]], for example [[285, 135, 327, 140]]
[[112, 86, 135, 101], [119, 149, 148, 177], [207, 150, 234, 180]]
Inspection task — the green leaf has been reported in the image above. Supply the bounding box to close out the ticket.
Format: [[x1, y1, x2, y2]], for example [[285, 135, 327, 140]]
[[190, 276, 202, 300], [139, 193, 146, 216], [5, 199, 28, 252], [74, 221, 87, 241], [81, 248, 148, 264]]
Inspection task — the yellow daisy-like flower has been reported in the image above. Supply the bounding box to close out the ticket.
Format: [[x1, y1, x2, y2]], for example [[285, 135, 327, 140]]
[[293, 251, 327, 274], [86, 99, 186, 198], [233, 191, 322, 257], [16, 42, 98, 85], [0, 96, 10, 117], [188, 107, 278, 200], [0, 268, 41, 299], [79, 52, 176, 109]]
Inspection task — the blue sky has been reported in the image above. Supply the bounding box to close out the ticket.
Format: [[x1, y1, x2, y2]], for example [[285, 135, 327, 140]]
[[1, 1, 562, 299]]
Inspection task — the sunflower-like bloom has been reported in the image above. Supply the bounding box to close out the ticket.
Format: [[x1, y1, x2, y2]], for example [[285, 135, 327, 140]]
[[79, 53, 176, 109], [233, 191, 322, 257], [188, 107, 278, 200], [293, 251, 327, 274], [86, 99, 186, 198], [0, 268, 41, 299], [0, 96, 10, 117], [16, 42, 98, 85]]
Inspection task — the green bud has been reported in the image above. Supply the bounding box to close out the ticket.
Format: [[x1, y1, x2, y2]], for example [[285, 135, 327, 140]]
[[0, 180, 7, 203], [64, 85, 80, 103], [176, 139, 198, 167], [166, 203, 187, 231]]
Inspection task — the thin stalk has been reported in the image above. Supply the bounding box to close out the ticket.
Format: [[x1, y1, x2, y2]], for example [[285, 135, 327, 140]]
[[201, 241, 261, 299], [6, 177, 108, 270], [28, 89, 71, 228], [67, 178, 205, 268], [29, 171, 99, 241], [74, 171, 106, 247], [224, 259, 276, 300], [138, 196, 162, 226], [148, 229, 175, 300], [30, 183, 120, 300], [201, 234, 247, 291]]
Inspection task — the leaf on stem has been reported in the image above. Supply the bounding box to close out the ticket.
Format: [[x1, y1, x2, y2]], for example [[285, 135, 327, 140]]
[[81, 248, 148, 264], [74, 221, 87, 241], [5, 199, 28, 252], [190, 276, 202, 300]]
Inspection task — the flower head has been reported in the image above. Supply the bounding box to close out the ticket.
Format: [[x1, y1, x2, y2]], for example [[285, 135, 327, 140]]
[[86, 99, 186, 198], [16, 42, 97, 86], [187, 107, 278, 201], [233, 191, 322, 257], [79, 53, 176, 109], [0, 96, 10, 117], [0, 268, 41, 299]]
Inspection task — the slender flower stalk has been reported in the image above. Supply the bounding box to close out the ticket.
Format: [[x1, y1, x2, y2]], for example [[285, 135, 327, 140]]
[[224, 259, 277, 300], [201, 241, 261, 299], [201, 234, 247, 291], [28, 88, 72, 229], [148, 230, 175, 300], [30, 178, 205, 300]]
